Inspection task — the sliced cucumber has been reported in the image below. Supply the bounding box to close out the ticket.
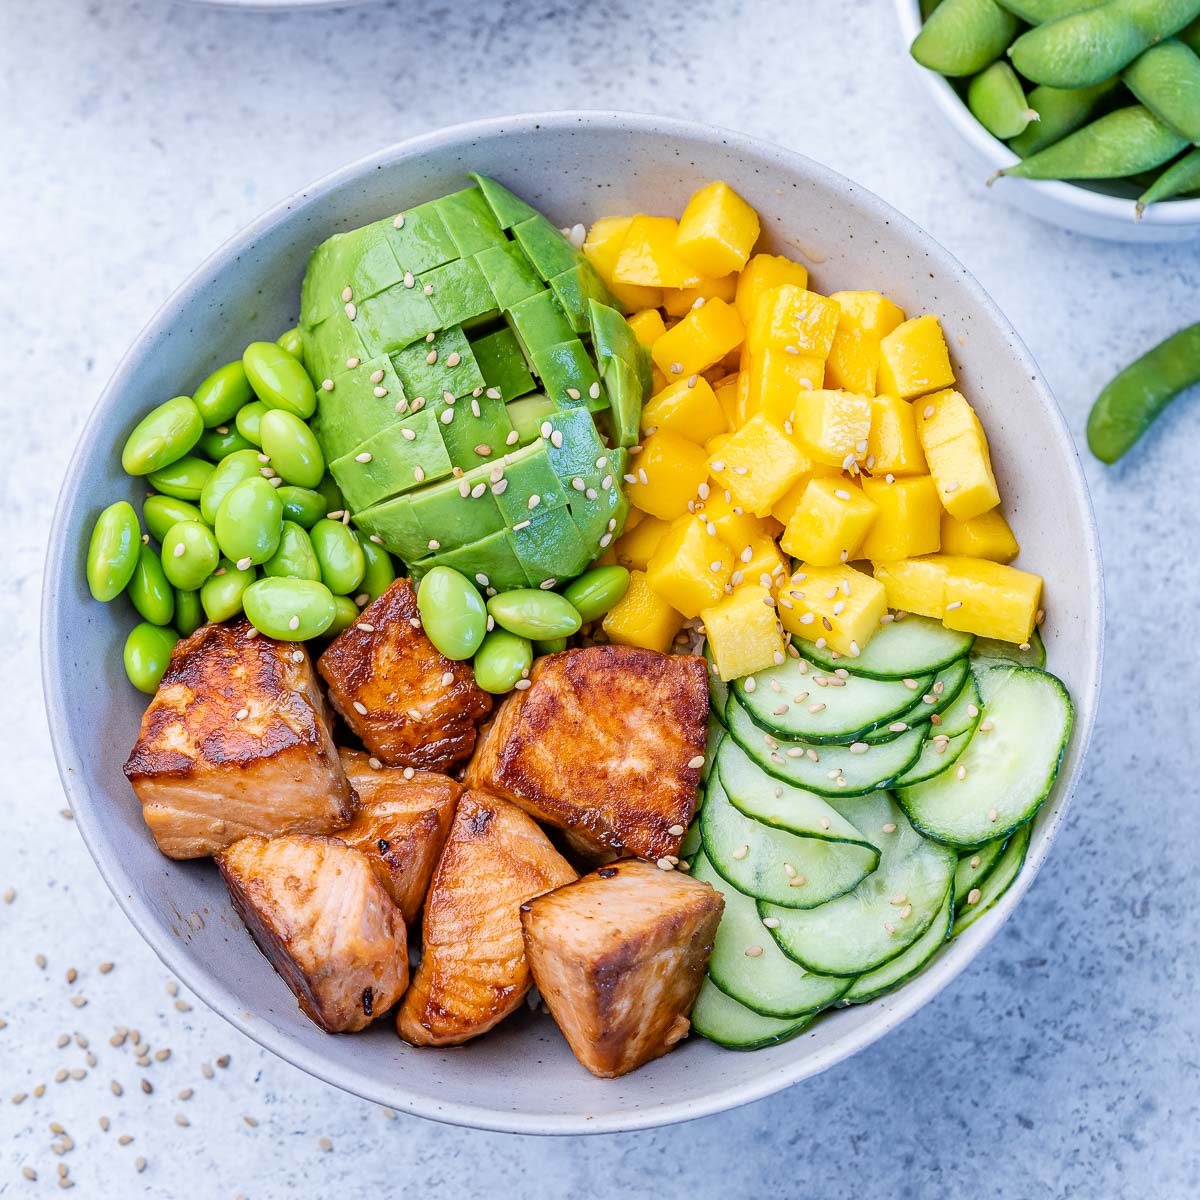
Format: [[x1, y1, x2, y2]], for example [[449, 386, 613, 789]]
[[701, 775, 879, 909], [690, 976, 811, 1049], [679, 819, 702, 859], [843, 885, 953, 1004], [971, 628, 1045, 670], [763, 791, 956, 977], [864, 655, 972, 745], [801, 614, 973, 679], [701, 714, 722, 783], [704, 643, 729, 721], [897, 666, 1073, 848], [734, 655, 931, 744], [892, 728, 973, 788], [952, 822, 1032, 935], [692, 850, 850, 1018], [953, 835, 1008, 911], [932, 671, 982, 739], [727, 695, 925, 797]]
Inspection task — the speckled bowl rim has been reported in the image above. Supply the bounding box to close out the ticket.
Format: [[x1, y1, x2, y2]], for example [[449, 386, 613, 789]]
[[41, 110, 1103, 1135]]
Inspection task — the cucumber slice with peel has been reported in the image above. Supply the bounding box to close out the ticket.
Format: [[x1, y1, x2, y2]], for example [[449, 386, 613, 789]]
[[952, 822, 1032, 935], [800, 614, 974, 679], [690, 976, 811, 1049], [704, 642, 729, 721], [843, 885, 953, 1004], [892, 727, 973, 788], [863, 655, 971, 743], [931, 671, 982, 739], [971, 628, 1045, 669], [953, 835, 1009, 910]]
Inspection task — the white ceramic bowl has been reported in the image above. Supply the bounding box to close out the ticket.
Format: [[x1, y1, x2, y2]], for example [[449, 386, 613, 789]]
[[42, 111, 1103, 1134], [896, 0, 1200, 242]]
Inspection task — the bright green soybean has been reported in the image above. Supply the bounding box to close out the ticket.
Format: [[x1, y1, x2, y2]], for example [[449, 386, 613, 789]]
[[357, 537, 397, 604], [486, 589, 582, 640], [144, 495, 203, 543], [309, 519, 365, 595], [473, 630, 533, 695], [416, 566, 488, 660], [87, 501, 141, 602], [200, 449, 263, 524], [124, 623, 179, 693], [1123, 39, 1200, 144], [1138, 147, 1200, 212], [193, 361, 253, 428], [328, 595, 361, 636], [146, 455, 214, 502], [174, 589, 204, 636], [128, 544, 175, 626], [911, 0, 1019, 76], [533, 638, 567, 656], [276, 327, 305, 361], [263, 521, 321, 581], [243, 341, 317, 420], [259, 409, 325, 489], [995, 0, 1095, 21], [276, 485, 327, 529], [121, 396, 203, 476], [1010, 0, 1200, 89], [1009, 78, 1120, 156], [969, 61, 1038, 138], [243, 577, 336, 641], [197, 425, 256, 461], [561, 565, 631, 623], [235, 400, 269, 447], [200, 558, 256, 622], [315, 474, 346, 515], [215, 477, 283, 567], [161, 521, 220, 591]]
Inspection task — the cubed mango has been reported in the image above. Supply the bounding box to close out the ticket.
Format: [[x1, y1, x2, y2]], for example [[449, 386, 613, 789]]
[[613, 216, 703, 289], [646, 514, 732, 618], [877, 315, 956, 400], [602, 569, 683, 653], [941, 557, 1043, 644], [735, 253, 809, 325], [868, 393, 926, 476], [870, 556, 948, 618], [582, 217, 663, 311], [792, 389, 873, 469], [675, 181, 761, 278], [613, 513, 670, 571], [707, 413, 809, 517], [713, 375, 740, 428], [916, 391, 999, 521], [642, 375, 728, 444], [825, 291, 906, 396], [940, 508, 1019, 563], [701, 585, 785, 682], [860, 475, 942, 561], [698, 489, 767, 549], [749, 286, 841, 360], [776, 563, 887, 657], [651, 298, 744, 379], [733, 535, 789, 592], [739, 345, 825, 426], [626, 308, 667, 348], [780, 477, 878, 566], [662, 273, 738, 318], [626, 430, 709, 520]]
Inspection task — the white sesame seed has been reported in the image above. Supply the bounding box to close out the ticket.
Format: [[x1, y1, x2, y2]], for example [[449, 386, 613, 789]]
[[236, 556, 252, 571], [732, 845, 750, 861], [352, 701, 368, 716], [355, 452, 373, 463], [344, 302, 357, 320], [514, 679, 533, 690]]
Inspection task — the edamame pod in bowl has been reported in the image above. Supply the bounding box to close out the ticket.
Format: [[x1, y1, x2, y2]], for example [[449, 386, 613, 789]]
[[123, 623, 179, 694], [911, 0, 1018, 75], [259, 408, 325, 489], [309, 519, 365, 595], [143, 495, 203, 544], [473, 629, 533, 694], [200, 449, 264, 525], [128, 544, 175, 626], [121, 396, 203, 476], [146, 455, 213, 502], [200, 558, 256, 623]]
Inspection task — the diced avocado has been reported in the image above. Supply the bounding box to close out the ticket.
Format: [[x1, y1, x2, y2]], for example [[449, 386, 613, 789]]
[[470, 174, 539, 230], [329, 408, 452, 511], [420, 257, 500, 330], [417, 528, 530, 591], [530, 340, 606, 411], [589, 298, 652, 398], [511, 213, 584, 281], [547, 261, 617, 335], [429, 393, 516, 472], [473, 243, 543, 311], [383, 200, 460, 274], [435, 188, 507, 256], [302, 314, 367, 389], [506, 393, 557, 446], [391, 328, 485, 402], [567, 448, 630, 545], [407, 468, 507, 548], [492, 443, 569, 524], [470, 327, 536, 400], [355, 284, 441, 357], [352, 494, 429, 564], [603, 353, 643, 448], [347, 229, 407, 302], [509, 503, 591, 584], [311, 355, 406, 461], [506, 291, 576, 360], [544, 405, 607, 481]]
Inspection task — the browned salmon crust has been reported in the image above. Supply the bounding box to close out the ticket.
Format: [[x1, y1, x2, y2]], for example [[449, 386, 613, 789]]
[[217, 834, 409, 1034], [318, 580, 492, 772], [337, 748, 462, 926], [521, 858, 723, 1077], [396, 791, 575, 1047], [123, 620, 353, 859], [465, 645, 709, 861]]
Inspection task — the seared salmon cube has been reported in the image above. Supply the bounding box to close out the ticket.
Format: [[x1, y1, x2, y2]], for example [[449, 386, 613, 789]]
[[337, 748, 461, 927], [396, 791, 575, 1047], [123, 620, 353, 859], [521, 858, 724, 1077], [318, 580, 492, 772], [216, 834, 409, 1034], [465, 645, 708, 860]]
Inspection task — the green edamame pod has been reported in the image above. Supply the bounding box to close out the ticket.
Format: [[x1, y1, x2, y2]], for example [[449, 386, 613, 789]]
[[1087, 322, 1200, 463], [276, 485, 327, 529], [1010, 0, 1200, 89], [123, 623, 179, 694], [242, 341, 317, 420], [969, 61, 1039, 138], [1009, 78, 1120, 156], [315, 474, 346, 516], [999, 105, 1188, 178], [200, 558, 256, 622], [146, 455, 214, 502], [215, 477, 283, 568], [309, 518, 366, 595], [242, 577, 336, 641], [200, 448, 263, 525], [327, 594, 361, 636], [161, 521, 221, 591], [276, 327, 305, 361], [1123, 39, 1200, 144], [486, 589, 583, 640], [995, 0, 1095, 22], [197, 425, 256, 461], [121, 396, 203, 476], [263, 521, 321, 581], [561, 566, 631, 623], [235, 400, 269, 447], [86, 501, 141, 601], [143, 495, 202, 544], [357, 536, 397, 604], [473, 630, 533, 695], [174, 589, 204, 636], [128, 543, 175, 626], [1137, 147, 1200, 213], [416, 566, 488, 660], [533, 638, 567, 656], [193, 361, 253, 428], [911, 0, 1018, 76], [259, 409, 325, 489]]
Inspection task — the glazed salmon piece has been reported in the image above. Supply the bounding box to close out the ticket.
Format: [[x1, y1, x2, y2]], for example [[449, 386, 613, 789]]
[[396, 791, 575, 1047], [521, 859, 724, 1078], [123, 620, 353, 859], [318, 579, 491, 772], [337, 748, 462, 926], [217, 834, 409, 1034], [466, 645, 709, 861]]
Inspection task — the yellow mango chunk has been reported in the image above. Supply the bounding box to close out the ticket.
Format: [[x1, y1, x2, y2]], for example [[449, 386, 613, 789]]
[[941, 557, 1043, 644], [940, 508, 1019, 563], [642, 375, 728, 444], [675, 181, 761, 278], [713, 375, 740, 427], [825, 291, 907, 396], [877, 315, 955, 400], [613, 513, 669, 571], [646, 515, 732, 618], [780, 478, 878, 567], [613, 216, 703, 289], [792, 389, 873, 469], [651, 366, 670, 395], [868, 393, 926, 477], [701, 585, 785, 682], [602, 569, 683, 653], [916, 390, 1000, 521], [916, 387, 983, 449], [749, 286, 841, 360], [777, 563, 887, 657], [651, 298, 744, 379], [698, 489, 765, 549], [735, 253, 809, 325], [582, 217, 663, 311], [707, 413, 809, 518], [740, 346, 825, 426], [871, 557, 948, 618], [626, 430, 709, 520], [662, 273, 738, 318], [627, 308, 667, 348], [732, 535, 789, 592], [860, 475, 942, 561]]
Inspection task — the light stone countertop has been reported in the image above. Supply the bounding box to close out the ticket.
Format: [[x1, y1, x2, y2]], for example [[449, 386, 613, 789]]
[[2, 1, 1198, 1196]]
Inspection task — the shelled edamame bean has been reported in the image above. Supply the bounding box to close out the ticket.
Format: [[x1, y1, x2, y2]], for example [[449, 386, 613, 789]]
[[473, 630, 533, 695], [86, 501, 141, 602], [416, 566, 488, 660]]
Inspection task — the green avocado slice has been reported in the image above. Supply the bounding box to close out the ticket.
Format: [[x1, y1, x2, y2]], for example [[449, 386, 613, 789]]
[[329, 408, 452, 510], [420, 257, 501, 330], [470, 327, 536, 401], [311, 354, 406, 461], [390, 328, 485, 402], [511, 212, 585, 281], [415, 528, 530, 591], [470, 174, 540, 229], [509, 503, 591, 584], [473, 242, 543, 310], [435, 188, 508, 257]]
